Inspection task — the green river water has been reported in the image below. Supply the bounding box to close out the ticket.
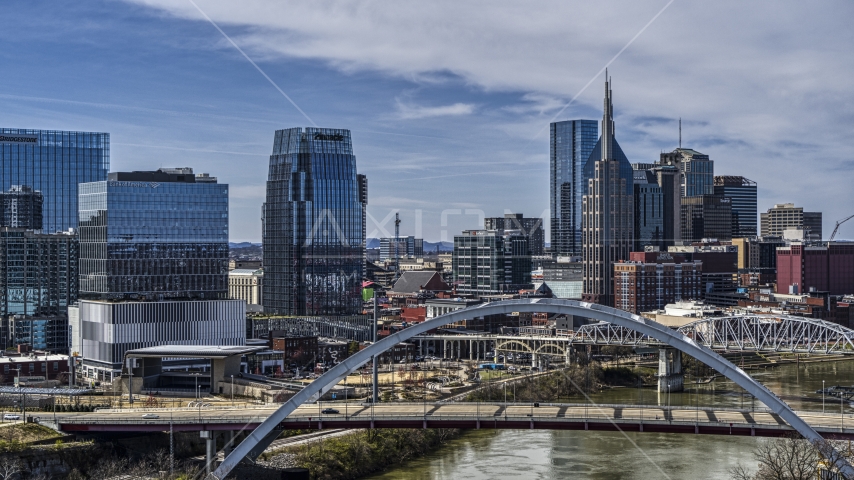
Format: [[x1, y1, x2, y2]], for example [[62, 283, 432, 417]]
[[365, 359, 854, 480]]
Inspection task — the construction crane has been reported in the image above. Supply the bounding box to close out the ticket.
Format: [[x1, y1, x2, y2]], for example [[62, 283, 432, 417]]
[[394, 212, 401, 281], [830, 213, 854, 241]]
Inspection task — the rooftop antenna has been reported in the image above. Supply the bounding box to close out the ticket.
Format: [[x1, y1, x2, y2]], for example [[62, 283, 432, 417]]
[[679, 117, 682, 149], [394, 212, 401, 281]]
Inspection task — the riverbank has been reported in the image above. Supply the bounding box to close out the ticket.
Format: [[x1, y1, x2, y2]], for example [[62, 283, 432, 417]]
[[261, 428, 461, 480]]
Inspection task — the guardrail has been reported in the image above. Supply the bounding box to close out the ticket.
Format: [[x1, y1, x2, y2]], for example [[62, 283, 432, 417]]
[[54, 412, 854, 435], [57, 402, 854, 430]]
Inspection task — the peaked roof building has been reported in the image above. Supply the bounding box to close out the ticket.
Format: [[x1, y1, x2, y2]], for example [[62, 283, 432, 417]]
[[582, 73, 635, 307]]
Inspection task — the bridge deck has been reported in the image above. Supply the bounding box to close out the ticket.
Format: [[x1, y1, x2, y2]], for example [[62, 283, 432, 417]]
[[52, 403, 854, 440]]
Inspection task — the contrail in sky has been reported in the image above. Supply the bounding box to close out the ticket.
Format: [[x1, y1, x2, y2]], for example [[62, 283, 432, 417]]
[[187, 0, 318, 127]]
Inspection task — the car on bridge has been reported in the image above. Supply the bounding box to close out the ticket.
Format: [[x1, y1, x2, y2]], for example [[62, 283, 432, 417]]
[[321, 408, 339, 415], [3, 414, 20, 421], [141, 414, 160, 419]]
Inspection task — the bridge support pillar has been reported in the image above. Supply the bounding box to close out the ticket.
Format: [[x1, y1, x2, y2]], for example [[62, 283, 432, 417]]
[[201, 430, 215, 475], [657, 349, 684, 393], [225, 430, 235, 456], [531, 353, 538, 369]]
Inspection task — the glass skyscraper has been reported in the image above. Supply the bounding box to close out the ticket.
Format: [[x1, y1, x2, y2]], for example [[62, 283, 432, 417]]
[[0, 228, 78, 317], [550, 120, 598, 257], [0, 228, 77, 352], [0, 129, 109, 233], [714, 176, 758, 237], [633, 169, 664, 251], [78, 168, 229, 300], [659, 148, 714, 197], [263, 128, 366, 315]]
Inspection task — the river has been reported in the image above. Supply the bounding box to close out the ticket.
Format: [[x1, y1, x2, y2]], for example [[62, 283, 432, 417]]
[[366, 358, 854, 479]]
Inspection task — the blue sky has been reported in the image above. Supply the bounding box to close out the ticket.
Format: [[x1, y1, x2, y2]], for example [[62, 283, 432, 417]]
[[2, 0, 853, 242]]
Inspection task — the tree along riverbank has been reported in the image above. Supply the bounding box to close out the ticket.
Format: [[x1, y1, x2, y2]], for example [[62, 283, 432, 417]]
[[263, 428, 461, 480], [462, 363, 656, 403]]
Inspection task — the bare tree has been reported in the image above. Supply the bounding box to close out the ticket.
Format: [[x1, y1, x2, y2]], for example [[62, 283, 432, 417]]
[[729, 435, 852, 480], [88, 458, 130, 480], [0, 458, 21, 480]]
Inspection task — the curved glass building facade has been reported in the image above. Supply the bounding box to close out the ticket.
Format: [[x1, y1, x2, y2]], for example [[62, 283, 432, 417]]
[[263, 127, 366, 315], [0, 129, 109, 233], [550, 120, 598, 257]]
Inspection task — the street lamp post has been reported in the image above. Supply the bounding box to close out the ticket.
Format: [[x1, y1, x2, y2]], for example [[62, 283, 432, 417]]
[[189, 372, 202, 400], [823, 380, 826, 413], [230, 375, 234, 406], [53, 386, 57, 423]]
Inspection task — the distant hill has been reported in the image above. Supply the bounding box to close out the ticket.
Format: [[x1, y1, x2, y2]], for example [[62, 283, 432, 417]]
[[229, 242, 261, 249], [423, 241, 453, 252], [367, 238, 453, 252]]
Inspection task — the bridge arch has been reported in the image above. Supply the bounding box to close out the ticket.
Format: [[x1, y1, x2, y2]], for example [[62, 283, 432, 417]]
[[210, 299, 854, 479], [494, 339, 535, 354], [532, 342, 568, 356]]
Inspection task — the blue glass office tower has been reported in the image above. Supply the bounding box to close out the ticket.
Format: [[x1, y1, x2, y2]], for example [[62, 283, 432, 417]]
[[263, 128, 366, 315], [0, 129, 109, 233], [714, 176, 757, 237], [659, 148, 714, 197], [550, 120, 598, 257], [78, 168, 229, 300]]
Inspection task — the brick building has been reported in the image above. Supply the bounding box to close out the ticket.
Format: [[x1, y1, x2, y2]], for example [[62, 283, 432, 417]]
[[777, 242, 854, 295], [613, 253, 703, 314], [0, 349, 69, 385], [271, 335, 318, 367]]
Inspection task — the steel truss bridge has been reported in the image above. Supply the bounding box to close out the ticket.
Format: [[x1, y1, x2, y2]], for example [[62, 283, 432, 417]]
[[414, 314, 854, 364], [575, 314, 854, 355], [203, 300, 854, 479]]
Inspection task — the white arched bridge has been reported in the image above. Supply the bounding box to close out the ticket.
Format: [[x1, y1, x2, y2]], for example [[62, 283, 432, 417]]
[[200, 299, 854, 479]]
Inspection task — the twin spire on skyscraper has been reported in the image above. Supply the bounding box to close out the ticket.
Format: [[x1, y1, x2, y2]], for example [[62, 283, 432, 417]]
[[601, 69, 615, 161]]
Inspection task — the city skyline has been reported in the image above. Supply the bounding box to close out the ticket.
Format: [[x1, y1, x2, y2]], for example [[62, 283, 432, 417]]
[[2, 1, 853, 242]]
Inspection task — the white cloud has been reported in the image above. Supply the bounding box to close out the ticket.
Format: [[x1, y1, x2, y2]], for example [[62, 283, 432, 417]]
[[395, 101, 476, 120], [116, 0, 854, 238]]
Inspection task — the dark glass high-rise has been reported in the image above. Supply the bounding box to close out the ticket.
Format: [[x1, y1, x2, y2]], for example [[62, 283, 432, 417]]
[[263, 128, 366, 315]]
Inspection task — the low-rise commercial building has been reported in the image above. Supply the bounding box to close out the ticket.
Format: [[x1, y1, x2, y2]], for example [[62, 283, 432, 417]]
[[70, 298, 246, 381], [272, 335, 318, 368], [0, 350, 69, 385]]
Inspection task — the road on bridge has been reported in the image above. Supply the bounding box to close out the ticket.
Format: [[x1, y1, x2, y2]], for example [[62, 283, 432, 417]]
[[49, 402, 854, 440]]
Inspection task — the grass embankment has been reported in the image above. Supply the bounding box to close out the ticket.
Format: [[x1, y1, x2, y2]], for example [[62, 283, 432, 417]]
[[0, 423, 63, 452], [270, 428, 460, 480]]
